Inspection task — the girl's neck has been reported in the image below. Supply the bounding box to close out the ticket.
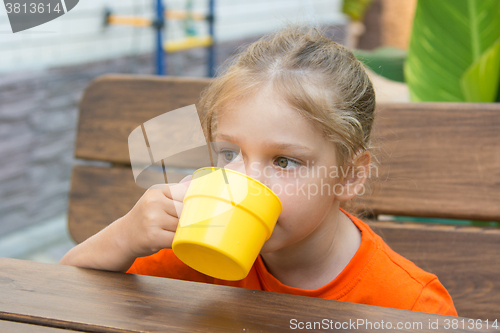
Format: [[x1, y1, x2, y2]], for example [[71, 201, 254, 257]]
[[260, 204, 361, 290]]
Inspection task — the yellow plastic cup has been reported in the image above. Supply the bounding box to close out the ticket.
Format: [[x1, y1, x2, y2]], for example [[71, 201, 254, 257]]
[[172, 167, 282, 281]]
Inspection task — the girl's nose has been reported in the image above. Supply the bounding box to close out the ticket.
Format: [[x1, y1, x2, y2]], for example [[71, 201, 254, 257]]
[[222, 160, 246, 175], [245, 161, 270, 187]]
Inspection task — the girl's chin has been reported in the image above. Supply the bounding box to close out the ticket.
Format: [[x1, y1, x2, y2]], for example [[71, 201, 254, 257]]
[[259, 233, 286, 255], [260, 238, 279, 254], [259, 242, 273, 254], [260, 221, 290, 254]]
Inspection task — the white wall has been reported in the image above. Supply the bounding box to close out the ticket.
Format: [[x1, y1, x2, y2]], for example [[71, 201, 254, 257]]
[[0, 0, 346, 74]]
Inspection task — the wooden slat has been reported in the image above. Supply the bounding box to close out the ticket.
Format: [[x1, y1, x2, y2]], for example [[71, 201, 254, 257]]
[[75, 74, 212, 164], [68, 166, 500, 320], [367, 221, 500, 320], [0, 258, 489, 333], [68, 165, 145, 244], [360, 103, 500, 221]]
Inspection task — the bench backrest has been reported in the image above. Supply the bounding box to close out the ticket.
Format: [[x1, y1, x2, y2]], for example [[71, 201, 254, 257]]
[[69, 74, 500, 320]]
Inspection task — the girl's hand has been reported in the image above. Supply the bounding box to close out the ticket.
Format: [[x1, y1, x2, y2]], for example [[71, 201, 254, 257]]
[[60, 175, 192, 272], [116, 176, 192, 258]]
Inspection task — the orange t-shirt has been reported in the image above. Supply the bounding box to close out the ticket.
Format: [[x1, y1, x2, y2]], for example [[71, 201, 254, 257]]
[[127, 208, 457, 316]]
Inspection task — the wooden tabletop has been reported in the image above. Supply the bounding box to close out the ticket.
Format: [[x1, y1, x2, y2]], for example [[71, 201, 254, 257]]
[[0, 319, 85, 332], [0, 258, 496, 332]]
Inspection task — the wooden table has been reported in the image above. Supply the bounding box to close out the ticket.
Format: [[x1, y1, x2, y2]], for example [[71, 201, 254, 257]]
[[0, 319, 84, 332], [0, 258, 497, 332]]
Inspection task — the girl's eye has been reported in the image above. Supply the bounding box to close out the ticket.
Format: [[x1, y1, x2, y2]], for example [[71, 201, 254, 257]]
[[220, 149, 239, 162], [274, 157, 300, 169], [225, 151, 235, 161]]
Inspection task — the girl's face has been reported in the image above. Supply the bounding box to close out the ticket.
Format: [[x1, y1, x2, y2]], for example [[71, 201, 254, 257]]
[[215, 86, 343, 254]]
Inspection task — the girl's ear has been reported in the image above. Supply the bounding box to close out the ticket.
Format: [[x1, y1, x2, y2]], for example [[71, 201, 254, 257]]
[[335, 151, 371, 202]]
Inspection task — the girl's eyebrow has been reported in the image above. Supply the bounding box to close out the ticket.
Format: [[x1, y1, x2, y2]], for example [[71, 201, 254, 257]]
[[215, 133, 239, 143], [216, 133, 314, 154]]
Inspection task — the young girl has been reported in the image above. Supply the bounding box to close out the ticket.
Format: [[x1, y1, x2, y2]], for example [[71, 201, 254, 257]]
[[61, 26, 457, 316]]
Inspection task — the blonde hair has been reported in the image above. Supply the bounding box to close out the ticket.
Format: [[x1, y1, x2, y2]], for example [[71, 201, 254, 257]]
[[198, 26, 376, 213]]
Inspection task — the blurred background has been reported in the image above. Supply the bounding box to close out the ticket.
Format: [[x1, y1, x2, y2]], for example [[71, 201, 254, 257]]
[[3, 0, 497, 263]]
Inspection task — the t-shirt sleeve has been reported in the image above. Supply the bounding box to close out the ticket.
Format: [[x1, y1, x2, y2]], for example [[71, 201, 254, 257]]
[[411, 278, 458, 316], [126, 248, 214, 284]]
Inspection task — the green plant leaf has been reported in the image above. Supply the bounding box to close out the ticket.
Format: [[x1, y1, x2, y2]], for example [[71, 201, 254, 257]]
[[405, 0, 500, 102], [460, 37, 500, 102]]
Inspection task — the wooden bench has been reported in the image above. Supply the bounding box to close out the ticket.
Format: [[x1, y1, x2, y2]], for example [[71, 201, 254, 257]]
[[68, 74, 500, 320]]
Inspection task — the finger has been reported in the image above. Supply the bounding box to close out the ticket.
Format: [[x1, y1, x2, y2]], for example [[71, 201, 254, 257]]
[[179, 174, 193, 184], [151, 227, 176, 250], [161, 176, 192, 202], [151, 182, 186, 202], [143, 189, 182, 218], [163, 196, 181, 218], [172, 201, 184, 218], [173, 175, 192, 208], [157, 211, 179, 232]]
